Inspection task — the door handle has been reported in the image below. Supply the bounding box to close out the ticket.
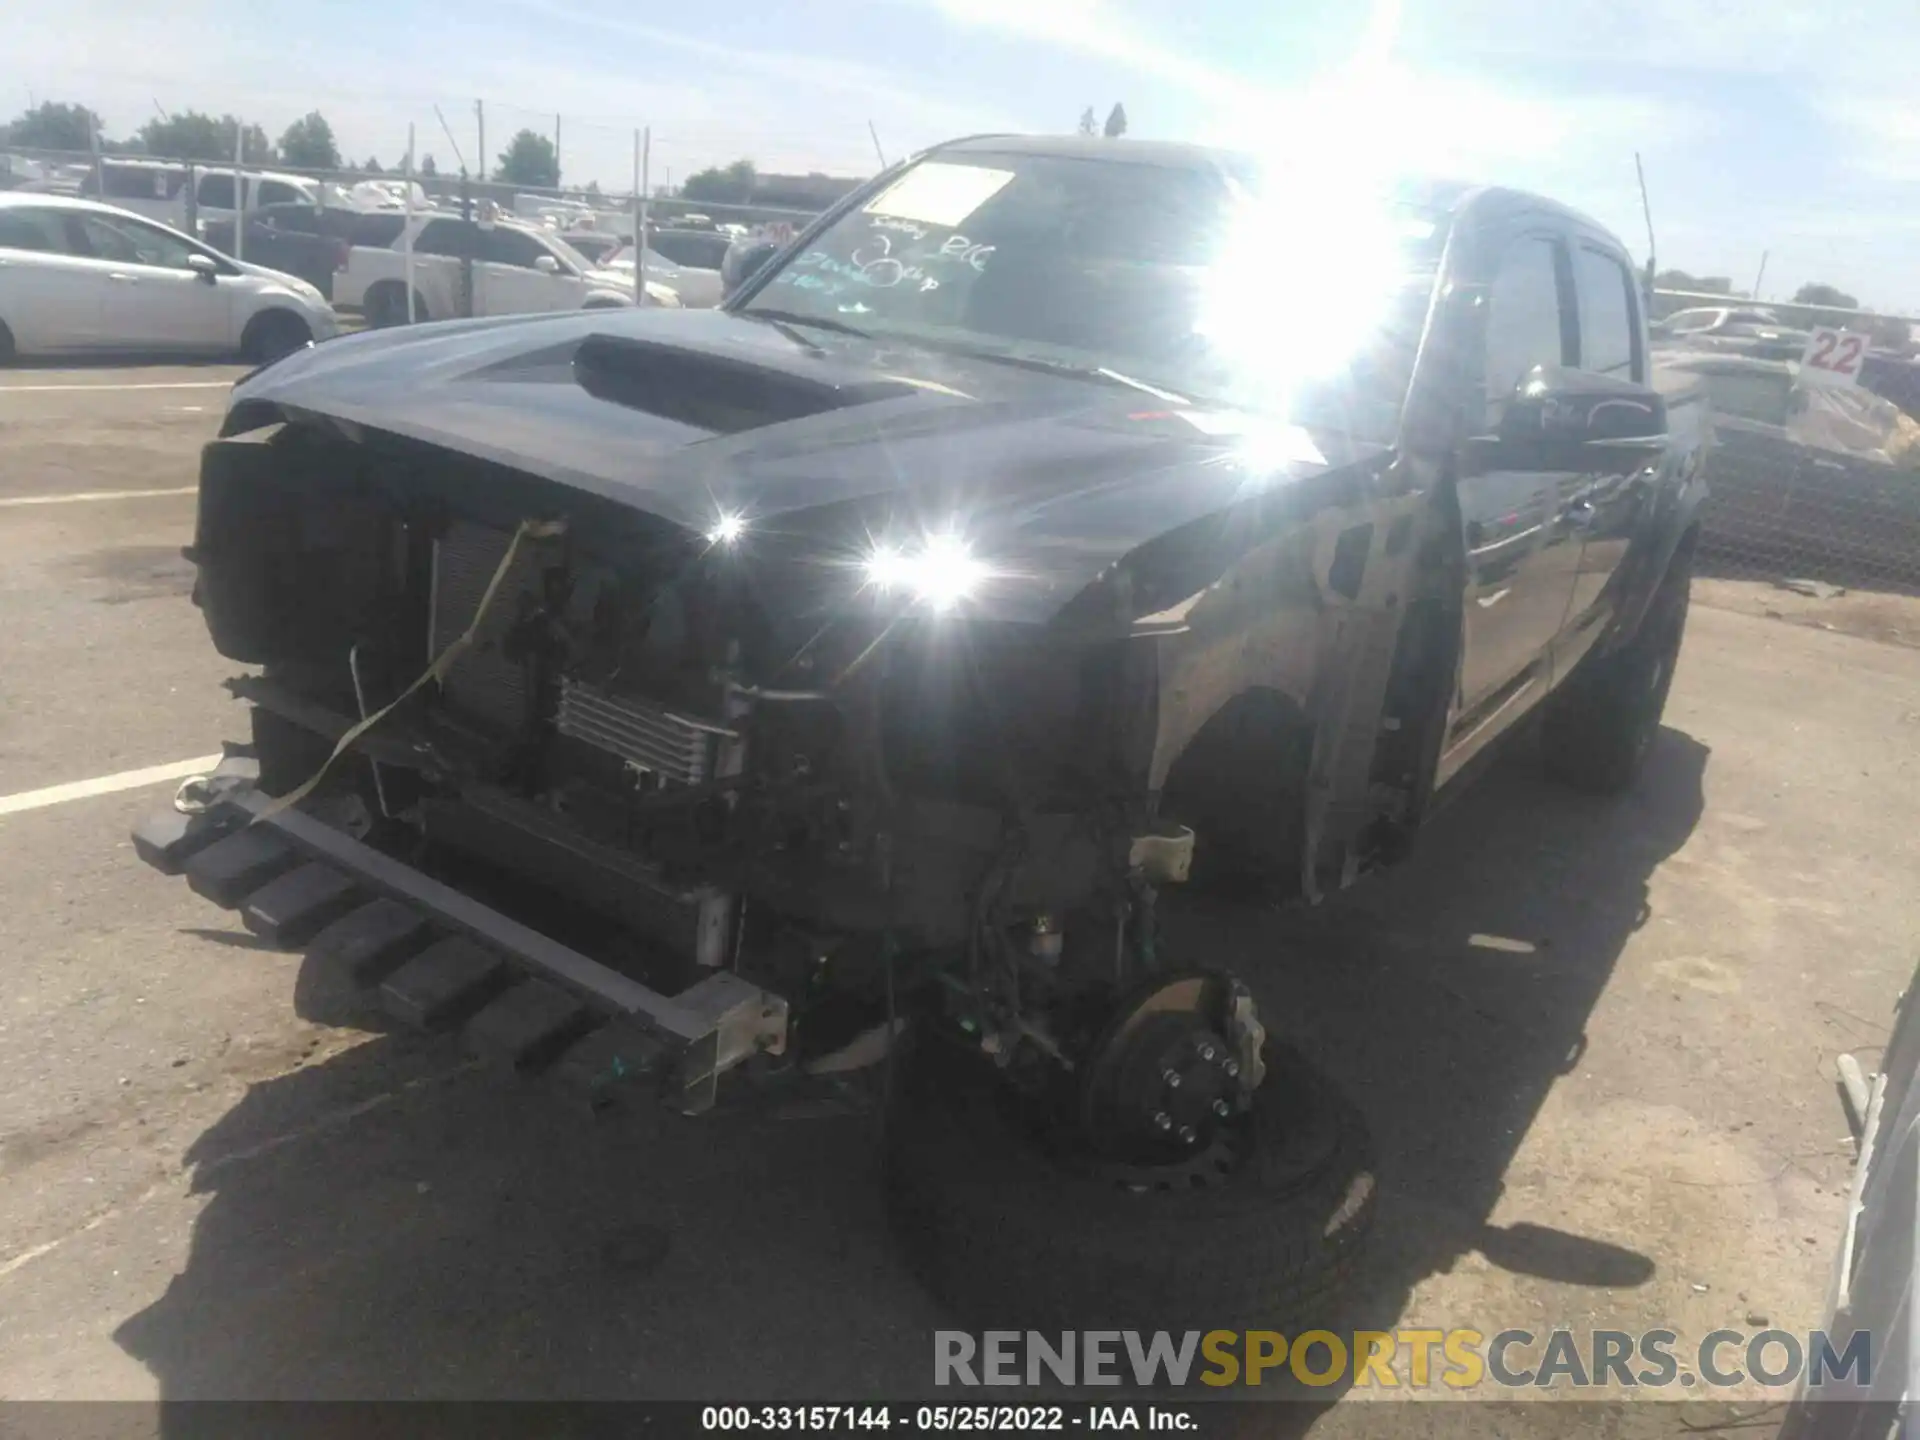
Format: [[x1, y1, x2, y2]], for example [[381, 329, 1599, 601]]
[[108, 272, 137, 282], [1811, 458, 1846, 472]]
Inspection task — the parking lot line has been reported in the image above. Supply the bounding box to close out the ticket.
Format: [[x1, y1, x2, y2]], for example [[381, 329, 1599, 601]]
[[0, 381, 234, 394], [0, 487, 198, 508], [0, 755, 222, 818]]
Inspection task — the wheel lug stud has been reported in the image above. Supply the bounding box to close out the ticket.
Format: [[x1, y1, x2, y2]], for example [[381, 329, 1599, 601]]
[[1224, 1059, 1240, 1078], [1162, 1070, 1181, 1089], [1178, 1125, 1196, 1143], [1198, 1044, 1216, 1062], [1153, 1111, 1173, 1131], [1213, 1099, 1231, 1117]]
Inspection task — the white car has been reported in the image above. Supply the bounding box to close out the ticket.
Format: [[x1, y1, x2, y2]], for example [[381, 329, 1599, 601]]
[[336, 213, 678, 324], [600, 241, 724, 307], [0, 193, 339, 362]]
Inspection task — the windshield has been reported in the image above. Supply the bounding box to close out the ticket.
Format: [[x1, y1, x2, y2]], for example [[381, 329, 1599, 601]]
[[738, 150, 1447, 441], [542, 232, 597, 272]]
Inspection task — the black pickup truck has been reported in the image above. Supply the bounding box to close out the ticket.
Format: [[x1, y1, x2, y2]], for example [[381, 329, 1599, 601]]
[[136, 134, 1707, 1329]]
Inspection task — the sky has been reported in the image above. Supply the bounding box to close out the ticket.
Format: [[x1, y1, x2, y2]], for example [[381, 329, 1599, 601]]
[[8, 0, 1919, 309]]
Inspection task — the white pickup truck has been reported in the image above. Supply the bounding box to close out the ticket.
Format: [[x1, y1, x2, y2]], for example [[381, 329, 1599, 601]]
[[334, 212, 679, 324]]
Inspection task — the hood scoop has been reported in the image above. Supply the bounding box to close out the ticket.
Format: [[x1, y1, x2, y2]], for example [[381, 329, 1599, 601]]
[[572, 332, 914, 435]]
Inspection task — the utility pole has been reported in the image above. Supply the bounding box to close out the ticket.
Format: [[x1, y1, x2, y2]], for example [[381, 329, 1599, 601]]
[[1752, 251, 1769, 302], [475, 99, 486, 184], [555, 114, 562, 190]]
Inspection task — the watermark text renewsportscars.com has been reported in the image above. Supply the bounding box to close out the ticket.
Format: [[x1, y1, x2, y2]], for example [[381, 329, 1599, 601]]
[[934, 1329, 1873, 1390]]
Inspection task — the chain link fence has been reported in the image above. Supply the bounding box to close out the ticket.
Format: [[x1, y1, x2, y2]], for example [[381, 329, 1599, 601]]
[[1650, 290, 1920, 595]]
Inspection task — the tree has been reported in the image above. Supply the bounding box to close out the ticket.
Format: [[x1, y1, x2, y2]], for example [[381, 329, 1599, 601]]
[[1793, 282, 1860, 330], [277, 112, 340, 170], [682, 157, 756, 205], [362, 156, 384, 174], [496, 129, 559, 188], [584, 178, 601, 197], [1654, 269, 1734, 295], [419, 153, 437, 177], [1078, 107, 1097, 135], [1104, 102, 1128, 137], [137, 111, 273, 164], [1, 100, 101, 152]]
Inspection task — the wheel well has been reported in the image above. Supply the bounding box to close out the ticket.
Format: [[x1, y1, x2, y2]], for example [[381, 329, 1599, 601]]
[[243, 307, 307, 338], [1157, 687, 1314, 897]]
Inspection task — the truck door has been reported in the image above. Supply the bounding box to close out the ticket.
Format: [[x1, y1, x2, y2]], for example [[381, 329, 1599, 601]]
[[1556, 242, 1658, 672], [1449, 231, 1584, 756]]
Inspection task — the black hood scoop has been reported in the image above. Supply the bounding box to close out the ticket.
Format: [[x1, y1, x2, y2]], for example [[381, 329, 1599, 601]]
[[573, 332, 916, 435]]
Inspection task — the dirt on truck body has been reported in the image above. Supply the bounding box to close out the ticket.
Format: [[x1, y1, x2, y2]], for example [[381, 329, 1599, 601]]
[[136, 134, 1708, 1330]]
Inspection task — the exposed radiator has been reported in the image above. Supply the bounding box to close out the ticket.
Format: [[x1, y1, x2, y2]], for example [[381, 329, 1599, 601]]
[[431, 520, 544, 735], [557, 679, 721, 788]]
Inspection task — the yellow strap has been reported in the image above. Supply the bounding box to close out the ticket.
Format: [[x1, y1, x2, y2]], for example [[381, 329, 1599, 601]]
[[252, 517, 567, 824]]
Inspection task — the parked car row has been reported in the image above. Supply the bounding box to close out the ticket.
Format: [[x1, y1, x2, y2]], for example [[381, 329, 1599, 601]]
[[332, 211, 682, 324]]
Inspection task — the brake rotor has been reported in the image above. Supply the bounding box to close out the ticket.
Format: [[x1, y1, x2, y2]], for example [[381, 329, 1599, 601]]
[[1079, 971, 1263, 1163]]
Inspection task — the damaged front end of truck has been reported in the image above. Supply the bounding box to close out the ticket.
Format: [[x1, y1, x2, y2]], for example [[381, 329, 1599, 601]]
[[140, 306, 1422, 1128]]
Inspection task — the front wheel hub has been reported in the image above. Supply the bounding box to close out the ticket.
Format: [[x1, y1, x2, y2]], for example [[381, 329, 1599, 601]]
[[1080, 972, 1264, 1160]]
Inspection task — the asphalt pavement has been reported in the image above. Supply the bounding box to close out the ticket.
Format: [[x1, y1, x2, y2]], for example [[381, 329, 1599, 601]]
[[1, 364, 1917, 1419]]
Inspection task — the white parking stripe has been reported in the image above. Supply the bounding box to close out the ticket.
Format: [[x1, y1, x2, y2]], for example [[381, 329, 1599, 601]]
[[0, 755, 222, 818], [0, 380, 234, 393], [0, 487, 197, 508]]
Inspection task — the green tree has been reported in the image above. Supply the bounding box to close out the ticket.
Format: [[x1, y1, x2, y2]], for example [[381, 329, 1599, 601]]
[[1, 100, 101, 152], [1793, 282, 1861, 330], [1654, 269, 1734, 295], [496, 129, 559, 188], [681, 157, 755, 205], [419, 153, 438, 177], [1078, 107, 1097, 135], [1104, 102, 1128, 137], [277, 112, 340, 169], [584, 178, 601, 197], [362, 156, 384, 174], [137, 111, 273, 163]]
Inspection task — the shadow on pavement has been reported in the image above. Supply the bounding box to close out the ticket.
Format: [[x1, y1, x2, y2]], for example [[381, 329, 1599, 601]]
[[113, 725, 1707, 1414]]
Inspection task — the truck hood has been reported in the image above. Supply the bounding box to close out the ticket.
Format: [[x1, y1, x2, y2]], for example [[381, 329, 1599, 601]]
[[225, 307, 1383, 624]]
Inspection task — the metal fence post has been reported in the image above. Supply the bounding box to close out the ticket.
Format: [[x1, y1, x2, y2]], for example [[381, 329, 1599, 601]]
[[459, 174, 475, 320]]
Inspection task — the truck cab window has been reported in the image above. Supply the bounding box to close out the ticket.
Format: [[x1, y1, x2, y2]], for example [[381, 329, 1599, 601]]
[[1575, 246, 1640, 379], [414, 219, 469, 257], [484, 228, 554, 270], [1484, 236, 1567, 424]]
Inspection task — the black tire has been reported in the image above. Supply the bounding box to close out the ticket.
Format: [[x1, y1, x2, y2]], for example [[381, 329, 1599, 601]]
[[365, 283, 427, 328], [884, 1036, 1376, 1332], [1541, 547, 1692, 794], [0, 319, 15, 364], [240, 309, 312, 364]]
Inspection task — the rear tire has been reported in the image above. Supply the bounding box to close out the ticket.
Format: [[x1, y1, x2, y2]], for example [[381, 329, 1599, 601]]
[[1542, 546, 1692, 794], [240, 310, 312, 364], [0, 320, 15, 364], [884, 1036, 1376, 1332], [365, 283, 428, 328]]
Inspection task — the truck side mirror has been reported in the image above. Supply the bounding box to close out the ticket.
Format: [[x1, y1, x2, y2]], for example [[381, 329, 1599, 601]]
[[1499, 366, 1667, 450], [721, 240, 781, 300]]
